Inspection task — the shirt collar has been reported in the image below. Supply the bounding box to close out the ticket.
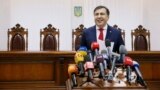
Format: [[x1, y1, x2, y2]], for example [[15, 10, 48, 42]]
[[96, 24, 108, 30]]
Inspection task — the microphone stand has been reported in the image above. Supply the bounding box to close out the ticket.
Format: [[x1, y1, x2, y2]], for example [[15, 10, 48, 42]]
[[79, 70, 103, 87]]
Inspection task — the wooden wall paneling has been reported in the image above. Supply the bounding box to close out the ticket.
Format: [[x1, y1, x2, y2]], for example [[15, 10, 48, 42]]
[[0, 63, 54, 81], [139, 62, 153, 80], [152, 62, 160, 80]]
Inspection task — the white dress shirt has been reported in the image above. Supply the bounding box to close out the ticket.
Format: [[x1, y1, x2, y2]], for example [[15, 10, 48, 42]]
[[96, 25, 108, 52]]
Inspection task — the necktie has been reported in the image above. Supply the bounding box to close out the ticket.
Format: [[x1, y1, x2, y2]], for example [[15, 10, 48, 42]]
[[98, 28, 104, 40]]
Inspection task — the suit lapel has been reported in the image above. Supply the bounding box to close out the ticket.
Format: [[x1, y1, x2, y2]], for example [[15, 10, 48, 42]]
[[106, 25, 112, 39], [91, 25, 97, 41], [86, 25, 97, 48]]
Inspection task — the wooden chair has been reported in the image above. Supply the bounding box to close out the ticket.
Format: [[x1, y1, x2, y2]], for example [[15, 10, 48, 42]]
[[131, 25, 150, 51], [40, 24, 59, 51], [72, 24, 85, 51], [8, 24, 28, 51], [113, 24, 125, 43]]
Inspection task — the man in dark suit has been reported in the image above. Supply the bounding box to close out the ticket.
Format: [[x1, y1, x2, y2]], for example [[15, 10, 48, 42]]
[[80, 5, 124, 53]]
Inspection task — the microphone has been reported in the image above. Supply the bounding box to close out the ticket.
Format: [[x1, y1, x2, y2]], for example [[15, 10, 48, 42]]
[[95, 54, 105, 79], [101, 50, 109, 70], [68, 64, 78, 87], [105, 39, 122, 67], [101, 50, 122, 69], [87, 50, 94, 62], [132, 61, 147, 87], [124, 56, 133, 85], [112, 52, 120, 58], [107, 55, 118, 82], [78, 46, 88, 51], [77, 46, 88, 56], [91, 42, 99, 55], [105, 39, 112, 61], [119, 45, 127, 63], [84, 58, 94, 81], [74, 52, 85, 77]]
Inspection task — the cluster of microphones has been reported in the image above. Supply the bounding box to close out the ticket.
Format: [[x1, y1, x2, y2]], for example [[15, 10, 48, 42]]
[[68, 39, 147, 88]]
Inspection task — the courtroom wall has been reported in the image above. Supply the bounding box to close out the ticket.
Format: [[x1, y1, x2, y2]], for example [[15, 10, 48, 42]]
[[143, 0, 160, 51], [0, 0, 160, 51]]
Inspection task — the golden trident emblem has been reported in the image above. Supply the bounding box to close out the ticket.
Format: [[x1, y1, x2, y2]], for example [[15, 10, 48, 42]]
[[74, 6, 82, 17]]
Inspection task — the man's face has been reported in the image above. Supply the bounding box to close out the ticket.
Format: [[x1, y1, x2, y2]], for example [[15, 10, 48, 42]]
[[94, 8, 109, 28]]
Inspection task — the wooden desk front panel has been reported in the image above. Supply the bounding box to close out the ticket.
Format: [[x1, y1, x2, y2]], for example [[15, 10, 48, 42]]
[[128, 51, 160, 81], [0, 51, 75, 86], [0, 62, 54, 81]]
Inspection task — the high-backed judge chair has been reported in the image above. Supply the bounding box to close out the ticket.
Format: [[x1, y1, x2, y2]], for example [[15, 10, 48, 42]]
[[131, 25, 150, 51], [40, 24, 59, 51], [113, 24, 125, 43], [72, 24, 85, 51], [8, 24, 28, 51]]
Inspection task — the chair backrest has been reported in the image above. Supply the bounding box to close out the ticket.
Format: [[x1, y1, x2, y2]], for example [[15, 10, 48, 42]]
[[131, 25, 150, 51], [113, 24, 125, 43], [8, 24, 28, 51], [40, 24, 59, 51], [72, 24, 85, 51]]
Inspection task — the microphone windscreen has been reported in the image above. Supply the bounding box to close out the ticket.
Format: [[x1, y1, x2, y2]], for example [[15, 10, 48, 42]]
[[101, 50, 108, 59], [91, 42, 99, 50], [77, 51, 87, 56], [105, 39, 111, 47], [68, 64, 78, 76], [96, 54, 104, 63], [124, 56, 133, 66], [119, 45, 127, 54], [74, 52, 84, 64], [101, 50, 107, 54], [84, 62, 94, 70], [78, 46, 87, 51]]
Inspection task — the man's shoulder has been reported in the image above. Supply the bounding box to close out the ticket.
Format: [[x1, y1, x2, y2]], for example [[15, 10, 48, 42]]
[[108, 25, 116, 31], [84, 25, 96, 32], [108, 25, 121, 34]]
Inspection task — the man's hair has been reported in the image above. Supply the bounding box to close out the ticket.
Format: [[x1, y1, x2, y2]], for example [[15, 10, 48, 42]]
[[94, 5, 110, 16]]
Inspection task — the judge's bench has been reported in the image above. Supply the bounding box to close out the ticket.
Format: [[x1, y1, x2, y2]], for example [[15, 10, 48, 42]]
[[0, 51, 160, 90]]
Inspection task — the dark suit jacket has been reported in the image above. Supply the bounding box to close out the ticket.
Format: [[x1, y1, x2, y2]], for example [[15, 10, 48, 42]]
[[80, 25, 124, 53]]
